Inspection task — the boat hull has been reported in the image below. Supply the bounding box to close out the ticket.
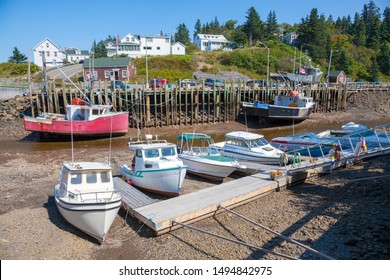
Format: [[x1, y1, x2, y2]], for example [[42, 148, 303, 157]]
[[241, 104, 312, 120], [217, 148, 281, 164], [120, 164, 187, 196], [179, 155, 238, 181], [54, 186, 121, 243], [24, 112, 129, 136]]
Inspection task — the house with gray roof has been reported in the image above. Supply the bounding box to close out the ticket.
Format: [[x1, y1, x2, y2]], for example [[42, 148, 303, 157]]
[[82, 57, 136, 82], [65, 48, 90, 64], [193, 34, 232, 51]]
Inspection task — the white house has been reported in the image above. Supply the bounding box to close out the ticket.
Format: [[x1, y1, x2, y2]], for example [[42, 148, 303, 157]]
[[171, 42, 185, 55], [33, 38, 66, 68], [194, 34, 232, 51], [109, 33, 185, 58], [65, 48, 90, 64], [280, 32, 299, 45]]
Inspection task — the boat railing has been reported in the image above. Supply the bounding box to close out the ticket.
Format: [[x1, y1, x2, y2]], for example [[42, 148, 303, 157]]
[[283, 123, 390, 171], [62, 188, 121, 203]]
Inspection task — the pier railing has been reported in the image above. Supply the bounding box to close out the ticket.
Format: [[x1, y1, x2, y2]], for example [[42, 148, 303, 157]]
[[26, 80, 388, 128]]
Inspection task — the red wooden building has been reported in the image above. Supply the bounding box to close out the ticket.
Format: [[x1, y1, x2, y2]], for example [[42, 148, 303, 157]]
[[82, 57, 136, 82]]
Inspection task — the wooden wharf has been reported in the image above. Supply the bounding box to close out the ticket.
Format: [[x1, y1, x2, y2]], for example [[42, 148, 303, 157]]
[[113, 123, 390, 235], [25, 79, 388, 129]]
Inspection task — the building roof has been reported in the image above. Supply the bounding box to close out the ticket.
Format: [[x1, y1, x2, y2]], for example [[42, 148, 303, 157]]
[[196, 34, 229, 42], [82, 57, 131, 68], [328, 70, 345, 77], [33, 37, 63, 52], [65, 49, 89, 55]]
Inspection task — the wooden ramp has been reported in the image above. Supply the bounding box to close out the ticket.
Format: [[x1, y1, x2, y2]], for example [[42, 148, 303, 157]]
[[133, 172, 285, 235], [113, 177, 156, 216]]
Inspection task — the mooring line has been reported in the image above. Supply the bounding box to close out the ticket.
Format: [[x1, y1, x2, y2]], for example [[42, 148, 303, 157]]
[[171, 220, 297, 260], [217, 205, 334, 260]]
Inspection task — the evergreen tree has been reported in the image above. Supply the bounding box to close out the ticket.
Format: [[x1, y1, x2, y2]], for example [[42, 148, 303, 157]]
[[377, 43, 390, 74], [194, 19, 202, 39], [352, 12, 367, 46], [381, 7, 390, 42], [265, 11, 278, 40], [92, 40, 107, 58], [298, 9, 330, 61], [334, 50, 350, 73], [243, 7, 263, 47], [232, 25, 248, 46], [369, 56, 380, 81], [175, 23, 190, 45], [8, 47, 27, 64], [362, 1, 382, 49]]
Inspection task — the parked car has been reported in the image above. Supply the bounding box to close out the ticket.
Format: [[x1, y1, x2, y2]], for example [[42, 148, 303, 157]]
[[204, 78, 224, 87], [246, 80, 266, 87], [180, 79, 198, 87], [149, 78, 169, 89], [109, 80, 131, 90]]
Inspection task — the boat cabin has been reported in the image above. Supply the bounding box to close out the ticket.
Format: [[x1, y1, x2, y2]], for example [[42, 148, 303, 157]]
[[225, 131, 271, 149], [177, 133, 220, 156], [58, 162, 116, 202], [66, 104, 113, 121], [274, 91, 314, 108], [130, 142, 179, 169]]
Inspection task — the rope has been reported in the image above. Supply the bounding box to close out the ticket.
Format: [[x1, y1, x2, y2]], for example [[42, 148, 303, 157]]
[[171, 220, 297, 260], [218, 205, 334, 260]]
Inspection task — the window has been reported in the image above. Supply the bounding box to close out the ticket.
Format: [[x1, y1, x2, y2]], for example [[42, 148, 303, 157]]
[[46, 42, 49, 47], [54, 52, 57, 57], [145, 149, 160, 158], [104, 70, 111, 78], [126, 37, 129, 42], [46, 51, 50, 57], [136, 149, 142, 158], [122, 70, 127, 78], [162, 147, 175, 156], [143, 46, 152, 50], [146, 37, 153, 42], [86, 172, 97, 184], [157, 47, 160, 50], [165, 38, 169, 43], [70, 173, 82, 185], [101, 172, 111, 183], [92, 109, 101, 115]]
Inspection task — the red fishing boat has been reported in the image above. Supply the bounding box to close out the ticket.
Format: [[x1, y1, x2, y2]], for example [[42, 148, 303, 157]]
[[24, 98, 129, 137]]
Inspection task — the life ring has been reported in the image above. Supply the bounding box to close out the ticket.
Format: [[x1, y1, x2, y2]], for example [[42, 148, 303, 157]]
[[293, 97, 298, 102]]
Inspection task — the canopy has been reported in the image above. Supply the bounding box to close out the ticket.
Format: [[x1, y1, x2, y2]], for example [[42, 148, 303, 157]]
[[177, 133, 213, 142]]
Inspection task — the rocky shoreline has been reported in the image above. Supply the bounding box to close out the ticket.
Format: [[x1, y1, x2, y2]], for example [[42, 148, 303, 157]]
[[0, 91, 389, 260]]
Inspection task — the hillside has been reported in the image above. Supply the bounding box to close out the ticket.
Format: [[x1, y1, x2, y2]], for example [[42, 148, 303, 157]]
[[131, 41, 390, 83]]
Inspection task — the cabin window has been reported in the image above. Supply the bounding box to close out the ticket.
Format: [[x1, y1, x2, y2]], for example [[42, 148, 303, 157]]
[[92, 109, 100, 115], [145, 149, 160, 158], [70, 173, 82, 185], [101, 171, 111, 183], [86, 172, 97, 184], [161, 147, 175, 156], [209, 147, 219, 155], [136, 149, 142, 158]]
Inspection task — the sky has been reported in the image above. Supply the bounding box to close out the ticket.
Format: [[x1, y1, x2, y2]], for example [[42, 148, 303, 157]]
[[0, 0, 389, 63]]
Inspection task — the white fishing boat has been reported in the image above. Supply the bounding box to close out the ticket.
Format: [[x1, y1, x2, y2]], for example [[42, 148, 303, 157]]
[[54, 161, 121, 244], [210, 131, 285, 164], [177, 132, 246, 181], [120, 134, 187, 196]]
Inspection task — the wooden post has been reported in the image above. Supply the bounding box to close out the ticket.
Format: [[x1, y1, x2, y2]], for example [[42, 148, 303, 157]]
[[146, 94, 150, 127]]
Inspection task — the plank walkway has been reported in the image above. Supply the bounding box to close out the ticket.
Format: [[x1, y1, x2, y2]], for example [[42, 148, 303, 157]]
[[113, 177, 156, 216]]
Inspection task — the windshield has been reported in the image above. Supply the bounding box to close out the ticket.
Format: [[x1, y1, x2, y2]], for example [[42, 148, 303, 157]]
[[161, 147, 176, 156], [145, 148, 160, 158], [247, 137, 269, 148]]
